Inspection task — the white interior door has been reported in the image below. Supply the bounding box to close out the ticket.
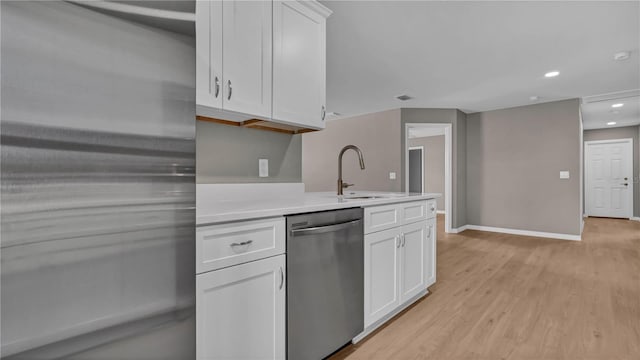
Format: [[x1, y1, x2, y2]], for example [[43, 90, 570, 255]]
[[585, 139, 633, 218]]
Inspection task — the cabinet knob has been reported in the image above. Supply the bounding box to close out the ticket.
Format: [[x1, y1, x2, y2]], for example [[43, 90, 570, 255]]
[[214, 76, 220, 98], [396, 235, 401, 248], [227, 80, 232, 100]]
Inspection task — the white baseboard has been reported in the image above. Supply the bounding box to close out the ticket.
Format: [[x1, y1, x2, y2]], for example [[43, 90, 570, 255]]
[[454, 224, 581, 241], [631, 217, 640, 222], [436, 210, 446, 215], [449, 225, 469, 233]]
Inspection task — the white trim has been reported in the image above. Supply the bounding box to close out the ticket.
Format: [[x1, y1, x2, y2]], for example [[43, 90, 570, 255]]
[[436, 210, 445, 215], [407, 146, 425, 193], [584, 138, 634, 145], [584, 138, 634, 219], [449, 225, 469, 234], [631, 217, 640, 222], [463, 225, 581, 241], [405, 123, 453, 234]]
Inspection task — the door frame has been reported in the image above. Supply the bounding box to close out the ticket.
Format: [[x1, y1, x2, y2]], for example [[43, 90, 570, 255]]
[[407, 146, 424, 193], [404, 123, 452, 233], [584, 138, 634, 219]]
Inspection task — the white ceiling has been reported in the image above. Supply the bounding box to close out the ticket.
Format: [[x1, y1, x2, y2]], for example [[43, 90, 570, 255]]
[[582, 91, 640, 130], [322, 1, 640, 122]]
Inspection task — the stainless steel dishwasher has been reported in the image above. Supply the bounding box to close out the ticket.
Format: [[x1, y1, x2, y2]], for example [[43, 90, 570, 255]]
[[287, 207, 364, 360]]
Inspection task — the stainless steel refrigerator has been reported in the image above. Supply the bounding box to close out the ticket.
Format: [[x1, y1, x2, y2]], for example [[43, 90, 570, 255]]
[[1, 1, 196, 358]]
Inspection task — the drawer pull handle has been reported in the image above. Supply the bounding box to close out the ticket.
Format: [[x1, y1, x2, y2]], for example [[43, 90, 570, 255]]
[[230, 240, 253, 247]]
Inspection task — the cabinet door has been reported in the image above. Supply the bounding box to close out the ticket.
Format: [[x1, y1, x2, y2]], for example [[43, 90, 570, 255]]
[[196, 255, 286, 360], [222, 0, 272, 119], [400, 221, 426, 303], [425, 218, 437, 287], [364, 227, 401, 327], [196, 0, 222, 110], [273, 1, 326, 129]]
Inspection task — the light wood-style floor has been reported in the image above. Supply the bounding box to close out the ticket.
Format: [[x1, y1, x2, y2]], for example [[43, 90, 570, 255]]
[[331, 215, 640, 360]]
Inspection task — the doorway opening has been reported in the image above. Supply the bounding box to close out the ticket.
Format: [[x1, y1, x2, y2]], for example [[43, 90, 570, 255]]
[[584, 138, 634, 219], [405, 123, 452, 233], [408, 146, 424, 193]]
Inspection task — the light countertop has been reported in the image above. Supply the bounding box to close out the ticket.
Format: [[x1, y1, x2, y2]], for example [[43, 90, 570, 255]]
[[197, 184, 440, 225]]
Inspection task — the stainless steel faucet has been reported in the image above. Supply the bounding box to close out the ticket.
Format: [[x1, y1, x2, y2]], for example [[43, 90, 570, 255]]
[[337, 145, 365, 195]]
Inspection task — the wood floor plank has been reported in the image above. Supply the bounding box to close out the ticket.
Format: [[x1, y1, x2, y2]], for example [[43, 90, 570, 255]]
[[330, 216, 640, 360]]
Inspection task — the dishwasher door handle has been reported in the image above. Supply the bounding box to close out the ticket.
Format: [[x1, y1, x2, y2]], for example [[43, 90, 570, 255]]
[[290, 219, 362, 236]]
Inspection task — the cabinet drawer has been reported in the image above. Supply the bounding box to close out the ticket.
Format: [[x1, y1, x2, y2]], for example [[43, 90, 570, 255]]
[[364, 204, 401, 234], [196, 217, 285, 274], [402, 201, 427, 224], [426, 199, 437, 219]]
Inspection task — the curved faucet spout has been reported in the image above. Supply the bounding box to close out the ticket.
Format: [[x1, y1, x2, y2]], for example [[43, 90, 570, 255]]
[[337, 145, 366, 195]]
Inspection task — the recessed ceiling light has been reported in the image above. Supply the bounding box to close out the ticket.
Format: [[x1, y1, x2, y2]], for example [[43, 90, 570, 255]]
[[544, 71, 560, 78], [611, 103, 624, 108], [529, 96, 539, 102], [607, 122, 617, 126], [396, 94, 413, 101]]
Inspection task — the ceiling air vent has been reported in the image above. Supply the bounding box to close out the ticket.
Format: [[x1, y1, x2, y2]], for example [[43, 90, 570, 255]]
[[396, 94, 412, 101]]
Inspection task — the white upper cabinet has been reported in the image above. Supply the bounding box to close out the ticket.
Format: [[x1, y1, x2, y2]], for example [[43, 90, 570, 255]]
[[222, 0, 272, 119], [196, 0, 331, 130], [196, 0, 222, 111], [196, 0, 272, 120], [273, 1, 330, 129]]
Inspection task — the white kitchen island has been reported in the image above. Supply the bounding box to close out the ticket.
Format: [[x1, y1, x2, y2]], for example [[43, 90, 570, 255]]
[[195, 183, 440, 360]]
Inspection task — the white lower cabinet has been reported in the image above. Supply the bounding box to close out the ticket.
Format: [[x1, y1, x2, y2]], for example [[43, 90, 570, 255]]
[[196, 255, 286, 360], [426, 218, 437, 287], [400, 220, 427, 302], [364, 227, 401, 327], [363, 200, 437, 331]]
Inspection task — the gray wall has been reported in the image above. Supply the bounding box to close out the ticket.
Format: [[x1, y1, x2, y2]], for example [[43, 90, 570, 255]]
[[408, 135, 446, 210], [466, 99, 582, 235], [584, 125, 640, 217], [400, 108, 467, 228], [196, 121, 302, 183], [302, 109, 402, 192]]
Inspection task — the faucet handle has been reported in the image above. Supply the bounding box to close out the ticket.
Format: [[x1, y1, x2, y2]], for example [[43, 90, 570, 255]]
[[342, 182, 355, 189]]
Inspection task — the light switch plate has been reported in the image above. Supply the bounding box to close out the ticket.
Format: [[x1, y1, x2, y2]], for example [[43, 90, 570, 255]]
[[559, 171, 570, 179], [259, 159, 269, 177], [389, 172, 396, 180]]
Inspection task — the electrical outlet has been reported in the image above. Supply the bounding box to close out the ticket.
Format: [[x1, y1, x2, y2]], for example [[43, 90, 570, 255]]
[[389, 172, 397, 180], [259, 159, 269, 177], [559, 171, 570, 179]]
